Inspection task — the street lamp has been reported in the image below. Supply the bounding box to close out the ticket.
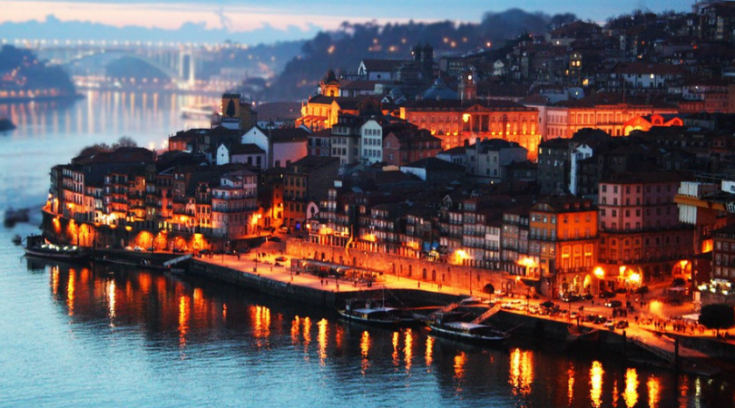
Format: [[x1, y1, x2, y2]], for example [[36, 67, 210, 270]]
[[594, 266, 604, 297]]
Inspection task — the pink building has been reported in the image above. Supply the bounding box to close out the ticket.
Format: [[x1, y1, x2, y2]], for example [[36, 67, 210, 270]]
[[597, 171, 694, 286]]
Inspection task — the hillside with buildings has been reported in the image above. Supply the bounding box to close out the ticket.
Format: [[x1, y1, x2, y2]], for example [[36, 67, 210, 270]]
[[41, 1, 735, 306]]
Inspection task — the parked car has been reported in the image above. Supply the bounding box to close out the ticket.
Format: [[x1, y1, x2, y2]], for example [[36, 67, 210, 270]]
[[561, 294, 580, 303], [605, 300, 622, 308], [604, 321, 616, 330], [581, 293, 593, 300], [599, 291, 615, 299], [594, 315, 608, 324], [615, 320, 629, 329], [633, 285, 649, 294], [672, 278, 687, 287]]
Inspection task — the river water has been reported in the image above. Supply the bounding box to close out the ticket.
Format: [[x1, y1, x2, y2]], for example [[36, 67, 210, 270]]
[[0, 91, 733, 408]]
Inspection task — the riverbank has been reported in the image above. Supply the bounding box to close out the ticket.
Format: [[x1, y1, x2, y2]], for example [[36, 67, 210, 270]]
[[184, 250, 735, 377]]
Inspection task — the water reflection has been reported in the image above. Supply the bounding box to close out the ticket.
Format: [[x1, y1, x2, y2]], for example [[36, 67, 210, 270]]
[[509, 348, 533, 397], [425, 336, 434, 368], [317, 318, 328, 366], [0, 91, 215, 141], [178, 295, 190, 351], [589, 361, 604, 408], [567, 363, 575, 406], [647, 375, 660, 408], [107, 279, 116, 321], [404, 329, 413, 373], [30, 260, 734, 407], [624, 368, 639, 408], [392, 332, 400, 366], [66, 268, 76, 316], [360, 331, 371, 375]]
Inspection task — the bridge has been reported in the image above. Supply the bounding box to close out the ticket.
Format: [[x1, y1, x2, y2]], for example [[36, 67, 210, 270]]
[[4, 39, 254, 90], [34, 42, 200, 88]]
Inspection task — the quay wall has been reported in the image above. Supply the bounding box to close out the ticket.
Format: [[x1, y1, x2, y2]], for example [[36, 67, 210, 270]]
[[188, 259, 462, 309], [286, 239, 528, 297], [189, 260, 341, 307]]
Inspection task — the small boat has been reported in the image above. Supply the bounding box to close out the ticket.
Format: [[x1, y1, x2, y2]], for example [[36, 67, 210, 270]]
[[428, 320, 510, 344], [23, 235, 89, 262], [96, 255, 169, 271], [4, 207, 30, 226], [11, 234, 22, 245], [338, 297, 418, 328]]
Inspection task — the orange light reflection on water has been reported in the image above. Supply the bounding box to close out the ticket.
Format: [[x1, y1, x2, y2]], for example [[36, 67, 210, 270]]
[[107, 279, 116, 321], [590, 361, 604, 408], [509, 348, 533, 397], [360, 331, 371, 376], [317, 318, 328, 366], [647, 375, 660, 408], [425, 336, 434, 367], [392, 332, 400, 366], [404, 329, 413, 373], [66, 269, 75, 316], [567, 363, 575, 406], [624, 368, 639, 408], [291, 316, 300, 344], [178, 295, 190, 351], [454, 351, 466, 381], [51, 265, 59, 296]]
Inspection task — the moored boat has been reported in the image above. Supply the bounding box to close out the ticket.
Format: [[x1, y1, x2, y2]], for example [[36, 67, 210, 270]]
[[428, 321, 510, 344], [338, 298, 418, 328], [23, 235, 89, 262]]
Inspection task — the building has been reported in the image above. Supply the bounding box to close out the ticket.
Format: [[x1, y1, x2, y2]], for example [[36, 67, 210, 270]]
[[537, 138, 571, 194], [597, 171, 694, 287], [399, 100, 541, 160], [465, 138, 528, 182], [529, 196, 598, 298], [543, 95, 678, 139], [282, 156, 341, 230], [240, 126, 309, 168], [383, 128, 442, 167]]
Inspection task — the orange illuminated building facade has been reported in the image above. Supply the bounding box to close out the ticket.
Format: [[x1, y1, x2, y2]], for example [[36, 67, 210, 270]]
[[529, 196, 597, 298], [544, 100, 678, 139], [399, 100, 541, 161]]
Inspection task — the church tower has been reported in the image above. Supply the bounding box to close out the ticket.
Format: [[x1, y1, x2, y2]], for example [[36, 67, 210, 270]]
[[319, 70, 341, 97], [458, 69, 476, 103]]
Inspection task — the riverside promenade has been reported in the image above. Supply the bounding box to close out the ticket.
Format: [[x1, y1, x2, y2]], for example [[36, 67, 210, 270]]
[[189, 242, 733, 376]]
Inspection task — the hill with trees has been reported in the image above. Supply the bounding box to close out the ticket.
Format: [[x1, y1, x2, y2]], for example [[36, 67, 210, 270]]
[[265, 9, 577, 99]]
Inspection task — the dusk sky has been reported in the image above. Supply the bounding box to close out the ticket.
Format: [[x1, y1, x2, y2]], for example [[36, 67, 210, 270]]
[[2, 0, 697, 36]]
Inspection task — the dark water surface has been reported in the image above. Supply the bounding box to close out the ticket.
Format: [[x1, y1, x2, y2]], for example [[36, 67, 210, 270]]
[[0, 92, 734, 407]]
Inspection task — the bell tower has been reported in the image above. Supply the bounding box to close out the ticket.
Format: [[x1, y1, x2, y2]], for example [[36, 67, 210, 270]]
[[458, 69, 476, 103], [320, 70, 341, 97]]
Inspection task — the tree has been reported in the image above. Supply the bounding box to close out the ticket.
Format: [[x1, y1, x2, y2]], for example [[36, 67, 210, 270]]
[[698, 303, 735, 336]]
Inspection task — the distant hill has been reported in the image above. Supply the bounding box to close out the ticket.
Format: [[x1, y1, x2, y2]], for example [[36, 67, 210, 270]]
[[0, 45, 75, 98], [267, 9, 577, 99]]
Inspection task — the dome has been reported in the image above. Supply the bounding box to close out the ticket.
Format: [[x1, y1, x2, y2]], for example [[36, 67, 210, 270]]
[[422, 77, 457, 101]]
